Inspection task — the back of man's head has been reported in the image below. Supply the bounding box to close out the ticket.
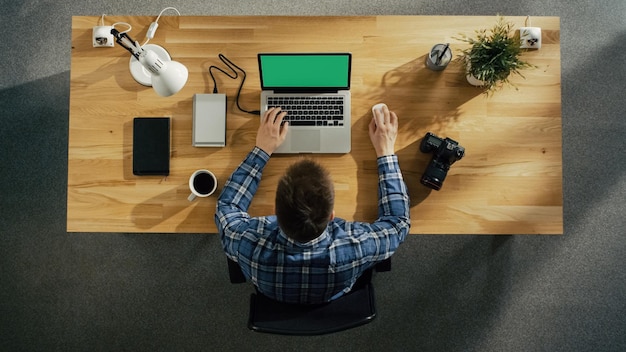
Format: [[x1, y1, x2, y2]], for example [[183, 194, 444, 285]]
[[275, 159, 334, 243]]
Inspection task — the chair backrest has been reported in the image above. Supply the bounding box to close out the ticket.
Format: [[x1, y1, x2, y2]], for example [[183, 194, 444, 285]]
[[225, 257, 391, 335], [226, 257, 391, 284], [248, 282, 376, 335]]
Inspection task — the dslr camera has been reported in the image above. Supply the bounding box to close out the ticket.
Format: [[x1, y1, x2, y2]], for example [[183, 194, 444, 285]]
[[419, 132, 465, 191]]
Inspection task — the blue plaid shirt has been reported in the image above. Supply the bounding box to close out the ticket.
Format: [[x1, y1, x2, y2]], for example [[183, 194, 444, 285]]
[[215, 147, 410, 304]]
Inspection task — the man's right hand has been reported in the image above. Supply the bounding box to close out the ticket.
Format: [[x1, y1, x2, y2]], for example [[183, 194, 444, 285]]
[[368, 104, 398, 157], [256, 107, 289, 155]]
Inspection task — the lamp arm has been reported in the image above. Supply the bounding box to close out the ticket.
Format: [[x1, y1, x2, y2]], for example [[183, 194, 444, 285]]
[[109, 28, 188, 96], [110, 28, 143, 59]]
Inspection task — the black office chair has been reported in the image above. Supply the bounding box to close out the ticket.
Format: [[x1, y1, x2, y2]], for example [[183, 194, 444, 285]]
[[226, 257, 391, 335]]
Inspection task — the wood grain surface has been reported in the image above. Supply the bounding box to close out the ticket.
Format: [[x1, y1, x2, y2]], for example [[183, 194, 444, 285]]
[[68, 16, 562, 234]]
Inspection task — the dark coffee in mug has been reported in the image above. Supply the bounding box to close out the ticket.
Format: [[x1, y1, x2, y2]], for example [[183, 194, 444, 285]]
[[193, 172, 215, 195]]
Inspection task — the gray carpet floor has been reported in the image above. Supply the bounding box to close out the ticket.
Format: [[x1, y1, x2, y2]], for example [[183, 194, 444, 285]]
[[1, 1, 625, 351]]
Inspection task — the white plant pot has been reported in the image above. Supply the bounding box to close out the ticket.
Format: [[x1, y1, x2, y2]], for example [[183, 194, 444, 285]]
[[464, 60, 487, 87], [466, 73, 486, 87]]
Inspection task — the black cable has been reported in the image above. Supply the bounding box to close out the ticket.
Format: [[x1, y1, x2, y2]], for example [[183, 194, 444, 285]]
[[208, 54, 261, 115]]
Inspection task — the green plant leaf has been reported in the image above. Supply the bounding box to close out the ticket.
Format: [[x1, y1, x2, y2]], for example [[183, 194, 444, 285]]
[[456, 15, 534, 93]]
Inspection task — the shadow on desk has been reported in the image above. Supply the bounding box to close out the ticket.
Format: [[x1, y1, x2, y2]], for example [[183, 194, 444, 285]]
[[122, 118, 222, 232], [130, 183, 216, 232], [374, 55, 483, 132], [130, 184, 187, 230], [397, 140, 433, 207], [353, 56, 481, 218]]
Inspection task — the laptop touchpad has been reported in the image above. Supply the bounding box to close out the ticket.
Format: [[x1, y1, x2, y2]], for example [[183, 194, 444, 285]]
[[291, 130, 321, 152]]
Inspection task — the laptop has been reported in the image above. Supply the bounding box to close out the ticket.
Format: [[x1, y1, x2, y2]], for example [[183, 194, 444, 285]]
[[258, 53, 352, 153]]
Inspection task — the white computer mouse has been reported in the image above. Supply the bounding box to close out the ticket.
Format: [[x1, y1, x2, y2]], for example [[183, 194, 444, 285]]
[[372, 103, 387, 116]]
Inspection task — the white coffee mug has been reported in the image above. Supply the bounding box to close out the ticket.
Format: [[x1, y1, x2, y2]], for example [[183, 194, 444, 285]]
[[188, 169, 217, 201]]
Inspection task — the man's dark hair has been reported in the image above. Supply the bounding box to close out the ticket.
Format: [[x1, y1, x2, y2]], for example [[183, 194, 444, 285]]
[[275, 159, 334, 243]]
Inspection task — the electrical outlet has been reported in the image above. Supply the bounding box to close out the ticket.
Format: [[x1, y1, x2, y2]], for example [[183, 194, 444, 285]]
[[93, 26, 114, 47], [520, 27, 541, 49]]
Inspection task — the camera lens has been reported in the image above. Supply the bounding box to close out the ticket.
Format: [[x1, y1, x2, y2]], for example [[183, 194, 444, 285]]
[[420, 161, 448, 190]]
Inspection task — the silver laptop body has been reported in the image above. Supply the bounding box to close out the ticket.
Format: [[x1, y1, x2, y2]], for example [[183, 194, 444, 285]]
[[258, 53, 352, 154]]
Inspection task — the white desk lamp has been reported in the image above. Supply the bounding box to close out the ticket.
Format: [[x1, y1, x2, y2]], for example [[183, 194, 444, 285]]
[[111, 28, 188, 97]]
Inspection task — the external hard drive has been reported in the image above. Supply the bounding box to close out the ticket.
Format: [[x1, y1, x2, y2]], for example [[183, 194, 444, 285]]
[[193, 94, 227, 147]]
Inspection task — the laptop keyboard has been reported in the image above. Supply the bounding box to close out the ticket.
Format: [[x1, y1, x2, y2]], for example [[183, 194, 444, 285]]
[[267, 96, 344, 126]]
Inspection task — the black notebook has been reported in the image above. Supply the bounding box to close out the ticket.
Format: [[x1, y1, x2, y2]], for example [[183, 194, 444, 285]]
[[132, 117, 170, 176]]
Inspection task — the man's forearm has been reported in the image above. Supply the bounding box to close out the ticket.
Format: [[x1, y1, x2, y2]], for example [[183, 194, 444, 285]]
[[376, 154, 410, 220], [217, 147, 270, 213]]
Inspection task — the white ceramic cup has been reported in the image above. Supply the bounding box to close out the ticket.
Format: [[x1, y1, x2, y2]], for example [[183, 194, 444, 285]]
[[188, 169, 217, 201]]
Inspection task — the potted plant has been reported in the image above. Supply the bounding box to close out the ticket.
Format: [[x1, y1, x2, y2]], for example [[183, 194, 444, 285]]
[[457, 16, 534, 93]]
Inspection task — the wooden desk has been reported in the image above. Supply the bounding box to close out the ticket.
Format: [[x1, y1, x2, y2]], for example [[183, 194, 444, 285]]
[[68, 16, 562, 234]]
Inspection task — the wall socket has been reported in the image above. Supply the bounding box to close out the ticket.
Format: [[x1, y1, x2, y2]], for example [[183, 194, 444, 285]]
[[93, 26, 114, 47], [520, 27, 542, 49]]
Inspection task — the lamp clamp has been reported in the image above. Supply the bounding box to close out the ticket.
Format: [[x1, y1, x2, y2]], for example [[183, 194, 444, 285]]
[[110, 28, 143, 59]]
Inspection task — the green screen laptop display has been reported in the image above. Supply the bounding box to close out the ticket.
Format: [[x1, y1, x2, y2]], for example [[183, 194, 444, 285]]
[[258, 53, 351, 90]]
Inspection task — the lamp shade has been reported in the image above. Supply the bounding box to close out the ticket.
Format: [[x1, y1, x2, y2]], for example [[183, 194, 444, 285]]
[[150, 60, 189, 97], [138, 48, 189, 97]]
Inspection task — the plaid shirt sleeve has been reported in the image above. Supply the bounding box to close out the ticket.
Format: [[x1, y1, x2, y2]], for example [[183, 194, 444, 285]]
[[214, 147, 270, 261], [330, 154, 410, 270]]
